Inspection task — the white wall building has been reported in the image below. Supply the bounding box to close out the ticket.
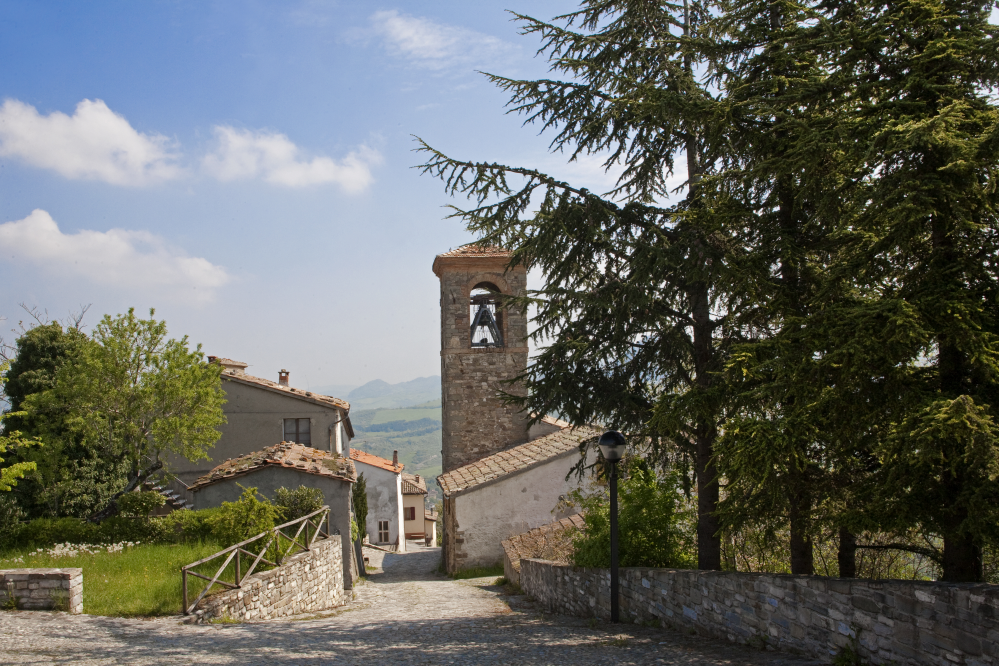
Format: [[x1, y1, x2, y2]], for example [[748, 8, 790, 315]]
[[350, 448, 405, 553], [437, 423, 599, 572]]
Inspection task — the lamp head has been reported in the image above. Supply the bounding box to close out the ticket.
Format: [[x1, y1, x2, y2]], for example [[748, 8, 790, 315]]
[[598, 430, 626, 463]]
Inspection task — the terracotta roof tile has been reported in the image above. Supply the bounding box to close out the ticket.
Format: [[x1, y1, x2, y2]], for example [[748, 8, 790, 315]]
[[501, 513, 585, 575], [437, 425, 600, 497], [222, 371, 351, 412], [349, 448, 403, 474], [190, 442, 356, 491], [402, 473, 427, 495], [436, 243, 510, 259]]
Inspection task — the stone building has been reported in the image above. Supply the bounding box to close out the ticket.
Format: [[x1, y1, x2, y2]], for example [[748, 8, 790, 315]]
[[349, 448, 405, 552], [189, 441, 360, 590], [432, 244, 530, 472], [433, 242, 602, 573], [166, 358, 354, 506], [437, 423, 598, 573]]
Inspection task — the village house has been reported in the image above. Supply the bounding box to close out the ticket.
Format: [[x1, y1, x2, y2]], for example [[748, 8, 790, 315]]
[[402, 472, 428, 541], [165, 358, 354, 506], [188, 441, 360, 589], [349, 448, 405, 552], [437, 424, 598, 572]]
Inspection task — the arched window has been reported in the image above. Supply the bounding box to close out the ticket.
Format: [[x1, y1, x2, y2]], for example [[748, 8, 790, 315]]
[[470, 283, 504, 348]]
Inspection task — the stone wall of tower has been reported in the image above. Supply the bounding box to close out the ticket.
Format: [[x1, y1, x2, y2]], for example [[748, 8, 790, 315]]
[[436, 255, 529, 473]]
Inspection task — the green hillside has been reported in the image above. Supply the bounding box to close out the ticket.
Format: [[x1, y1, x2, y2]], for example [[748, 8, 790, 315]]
[[349, 404, 443, 502]]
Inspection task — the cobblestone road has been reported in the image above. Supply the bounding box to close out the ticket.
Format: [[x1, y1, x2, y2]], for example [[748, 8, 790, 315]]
[[1, 542, 821, 665]]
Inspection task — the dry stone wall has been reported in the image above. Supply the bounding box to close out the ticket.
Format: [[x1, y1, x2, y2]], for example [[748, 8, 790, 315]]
[[521, 558, 999, 666], [190, 536, 344, 623], [0, 568, 83, 613]]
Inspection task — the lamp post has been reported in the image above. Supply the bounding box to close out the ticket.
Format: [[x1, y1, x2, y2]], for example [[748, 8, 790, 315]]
[[598, 430, 626, 623]]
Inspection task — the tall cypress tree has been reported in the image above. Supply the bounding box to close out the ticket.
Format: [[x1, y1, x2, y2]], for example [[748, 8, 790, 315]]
[[835, 0, 999, 581], [419, 0, 739, 570]]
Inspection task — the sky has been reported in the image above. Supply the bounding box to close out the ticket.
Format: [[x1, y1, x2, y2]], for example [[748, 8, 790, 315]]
[[0, 0, 630, 392]]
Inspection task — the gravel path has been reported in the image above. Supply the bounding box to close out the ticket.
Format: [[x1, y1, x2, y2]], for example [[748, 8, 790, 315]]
[[0, 542, 821, 665]]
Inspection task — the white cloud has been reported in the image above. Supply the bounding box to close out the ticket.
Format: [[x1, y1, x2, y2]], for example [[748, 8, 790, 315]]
[[0, 99, 182, 186], [202, 126, 381, 191], [368, 10, 517, 71], [0, 210, 229, 304]]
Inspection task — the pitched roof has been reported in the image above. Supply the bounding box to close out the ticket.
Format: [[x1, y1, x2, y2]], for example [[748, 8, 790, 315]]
[[501, 513, 585, 576], [190, 442, 356, 491], [349, 448, 403, 474], [402, 473, 427, 495], [437, 425, 600, 498], [432, 244, 514, 275], [220, 371, 354, 439], [425, 509, 438, 522]]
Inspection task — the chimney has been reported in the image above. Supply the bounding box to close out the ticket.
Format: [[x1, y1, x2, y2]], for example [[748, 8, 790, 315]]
[[393, 450, 399, 467], [415, 475, 420, 483], [208, 355, 217, 364], [278, 369, 289, 386]]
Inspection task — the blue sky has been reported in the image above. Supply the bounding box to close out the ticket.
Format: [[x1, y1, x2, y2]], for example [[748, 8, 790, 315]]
[[0, 1, 625, 392]]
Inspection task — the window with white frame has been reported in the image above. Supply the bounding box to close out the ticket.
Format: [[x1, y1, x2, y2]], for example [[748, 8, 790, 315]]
[[378, 520, 390, 543]]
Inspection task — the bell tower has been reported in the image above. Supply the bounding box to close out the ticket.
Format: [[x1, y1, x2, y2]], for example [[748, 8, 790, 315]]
[[433, 244, 529, 473]]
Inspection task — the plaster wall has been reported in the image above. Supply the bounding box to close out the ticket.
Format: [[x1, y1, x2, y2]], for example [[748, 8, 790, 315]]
[[355, 461, 404, 552], [438, 259, 530, 472], [167, 379, 349, 501], [191, 465, 358, 589], [450, 450, 591, 570], [403, 493, 426, 538]]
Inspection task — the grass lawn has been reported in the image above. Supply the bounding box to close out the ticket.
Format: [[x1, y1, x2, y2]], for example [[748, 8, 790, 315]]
[[0, 542, 222, 617]]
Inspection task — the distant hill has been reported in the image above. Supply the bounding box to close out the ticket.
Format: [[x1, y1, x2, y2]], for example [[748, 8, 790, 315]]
[[345, 376, 440, 410], [350, 403, 444, 503]]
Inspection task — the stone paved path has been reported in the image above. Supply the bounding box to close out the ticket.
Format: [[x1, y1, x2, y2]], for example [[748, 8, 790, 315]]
[[0, 541, 822, 665]]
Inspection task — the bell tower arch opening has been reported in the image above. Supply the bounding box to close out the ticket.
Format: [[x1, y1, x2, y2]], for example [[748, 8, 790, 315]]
[[433, 245, 530, 473], [469, 283, 504, 348]]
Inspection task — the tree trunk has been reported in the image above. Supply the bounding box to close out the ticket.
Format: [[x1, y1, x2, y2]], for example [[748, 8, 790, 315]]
[[696, 432, 722, 570], [942, 530, 983, 582], [837, 527, 857, 578], [788, 484, 813, 575]]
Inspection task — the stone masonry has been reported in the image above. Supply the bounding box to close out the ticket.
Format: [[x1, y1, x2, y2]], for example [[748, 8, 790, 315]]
[[433, 244, 530, 473], [0, 568, 83, 613], [520, 558, 999, 666], [190, 536, 344, 623]]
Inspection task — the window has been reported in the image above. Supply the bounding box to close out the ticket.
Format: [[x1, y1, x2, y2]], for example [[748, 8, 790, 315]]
[[283, 418, 311, 445], [404, 507, 416, 521], [378, 520, 390, 543]]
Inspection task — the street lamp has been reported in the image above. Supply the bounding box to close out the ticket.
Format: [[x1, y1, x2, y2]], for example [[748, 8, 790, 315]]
[[598, 430, 626, 623]]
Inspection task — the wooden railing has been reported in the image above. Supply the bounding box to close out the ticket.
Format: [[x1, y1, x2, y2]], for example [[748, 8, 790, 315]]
[[181, 505, 331, 615]]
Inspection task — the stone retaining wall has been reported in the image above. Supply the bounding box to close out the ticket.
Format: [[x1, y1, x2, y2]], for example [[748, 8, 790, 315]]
[[520, 558, 999, 666], [190, 536, 344, 623], [0, 568, 83, 613]]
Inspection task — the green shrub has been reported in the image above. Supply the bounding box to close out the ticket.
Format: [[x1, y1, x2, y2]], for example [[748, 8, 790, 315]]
[[158, 507, 219, 543], [209, 486, 280, 549], [572, 462, 696, 569], [117, 491, 165, 518], [273, 485, 324, 522], [14, 517, 98, 548], [95, 516, 168, 544], [0, 495, 26, 548]]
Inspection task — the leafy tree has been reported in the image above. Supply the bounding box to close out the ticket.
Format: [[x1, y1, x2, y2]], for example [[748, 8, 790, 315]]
[[0, 361, 40, 492], [352, 473, 368, 540], [571, 462, 695, 568], [26, 309, 227, 520]]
